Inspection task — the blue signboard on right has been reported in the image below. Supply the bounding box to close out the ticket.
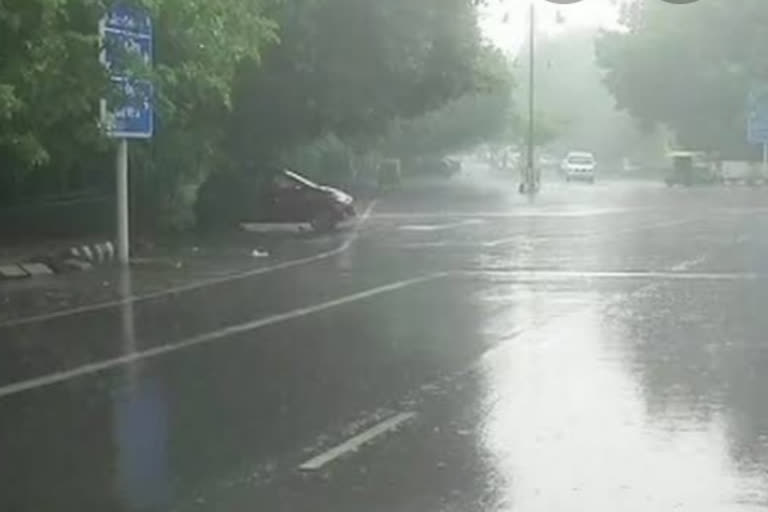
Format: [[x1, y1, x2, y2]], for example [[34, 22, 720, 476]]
[[100, 4, 154, 139], [748, 87, 768, 145]]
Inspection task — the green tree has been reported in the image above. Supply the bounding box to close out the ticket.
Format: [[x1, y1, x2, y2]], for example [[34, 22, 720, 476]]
[[0, 0, 276, 224], [130, 0, 278, 227], [379, 45, 515, 159], [0, 0, 108, 184], [228, 0, 495, 168], [596, 0, 768, 157]]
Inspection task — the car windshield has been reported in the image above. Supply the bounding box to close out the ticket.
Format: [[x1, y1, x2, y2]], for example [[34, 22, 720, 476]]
[[5, 2, 768, 512], [568, 156, 594, 165]]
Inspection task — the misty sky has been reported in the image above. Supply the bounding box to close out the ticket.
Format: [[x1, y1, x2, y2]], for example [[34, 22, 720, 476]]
[[482, 0, 622, 52]]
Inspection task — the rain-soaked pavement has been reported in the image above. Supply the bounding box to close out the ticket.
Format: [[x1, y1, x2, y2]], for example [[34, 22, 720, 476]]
[[3, 165, 768, 511]]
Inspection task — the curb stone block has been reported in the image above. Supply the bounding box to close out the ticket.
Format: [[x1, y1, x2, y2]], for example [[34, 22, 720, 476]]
[[68, 241, 116, 264], [62, 259, 94, 272], [20, 263, 54, 276], [0, 265, 29, 279], [1, 240, 116, 281]]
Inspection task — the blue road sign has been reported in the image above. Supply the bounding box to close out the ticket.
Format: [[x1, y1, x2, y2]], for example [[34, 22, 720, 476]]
[[104, 3, 152, 36], [748, 87, 768, 145], [103, 78, 154, 139], [100, 4, 153, 139]]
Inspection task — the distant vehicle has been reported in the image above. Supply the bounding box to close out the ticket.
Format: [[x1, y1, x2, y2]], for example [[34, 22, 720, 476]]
[[562, 151, 596, 183], [664, 151, 720, 186], [722, 160, 765, 186], [196, 168, 356, 232]]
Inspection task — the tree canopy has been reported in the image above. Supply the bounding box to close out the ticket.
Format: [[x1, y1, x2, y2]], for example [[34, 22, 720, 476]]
[[0, 0, 511, 227], [596, 0, 768, 157], [516, 28, 664, 164], [0, 0, 277, 205], [228, 0, 501, 166]]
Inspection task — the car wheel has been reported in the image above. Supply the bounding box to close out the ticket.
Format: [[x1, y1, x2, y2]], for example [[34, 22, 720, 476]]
[[311, 211, 337, 233]]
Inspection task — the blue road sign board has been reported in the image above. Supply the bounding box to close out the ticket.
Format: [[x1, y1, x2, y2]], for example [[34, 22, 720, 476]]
[[748, 87, 768, 145], [103, 78, 154, 139], [100, 4, 153, 139], [104, 3, 152, 36]]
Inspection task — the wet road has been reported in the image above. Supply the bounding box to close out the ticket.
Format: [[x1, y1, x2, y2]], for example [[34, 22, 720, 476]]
[[3, 167, 768, 511]]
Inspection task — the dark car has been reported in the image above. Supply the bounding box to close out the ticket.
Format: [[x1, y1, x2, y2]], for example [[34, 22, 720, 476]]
[[196, 168, 356, 232]]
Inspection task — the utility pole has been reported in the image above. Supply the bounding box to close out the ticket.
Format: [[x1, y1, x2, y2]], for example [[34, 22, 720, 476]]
[[524, 2, 537, 195]]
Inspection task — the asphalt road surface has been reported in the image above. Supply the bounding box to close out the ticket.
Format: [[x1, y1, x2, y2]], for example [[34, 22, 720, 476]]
[[3, 166, 768, 512]]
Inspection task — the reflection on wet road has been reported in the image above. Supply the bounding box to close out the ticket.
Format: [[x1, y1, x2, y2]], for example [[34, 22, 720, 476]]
[[2, 173, 768, 511], [479, 290, 767, 511]]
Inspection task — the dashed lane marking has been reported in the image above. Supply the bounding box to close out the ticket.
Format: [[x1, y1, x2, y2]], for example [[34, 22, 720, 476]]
[[298, 412, 416, 471]]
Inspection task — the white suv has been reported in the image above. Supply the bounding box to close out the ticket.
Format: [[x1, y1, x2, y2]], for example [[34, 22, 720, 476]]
[[562, 151, 596, 183]]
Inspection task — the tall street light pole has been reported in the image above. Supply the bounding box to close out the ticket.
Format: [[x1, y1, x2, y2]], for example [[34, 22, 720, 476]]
[[525, 1, 536, 194]]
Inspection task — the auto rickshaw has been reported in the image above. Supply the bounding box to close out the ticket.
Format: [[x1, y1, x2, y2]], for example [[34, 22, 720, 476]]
[[664, 151, 719, 186]]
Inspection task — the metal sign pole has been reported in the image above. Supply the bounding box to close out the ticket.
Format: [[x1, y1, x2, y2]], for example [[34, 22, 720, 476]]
[[763, 143, 767, 178], [101, 5, 153, 266], [526, 2, 536, 194], [116, 138, 130, 265], [748, 87, 768, 177]]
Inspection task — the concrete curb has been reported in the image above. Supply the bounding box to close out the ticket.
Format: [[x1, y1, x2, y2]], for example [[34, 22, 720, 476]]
[[0, 241, 116, 281], [65, 241, 116, 265]]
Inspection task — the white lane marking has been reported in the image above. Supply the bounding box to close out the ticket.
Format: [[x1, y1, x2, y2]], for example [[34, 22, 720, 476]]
[[375, 209, 638, 219], [462, 270, 762, 281], [377, 206, 768, 220], [399, 220, 484, 232], [398, 217, 702, 251], [298, 412, 416, 471], [0, 201, 378, 329], [400, 241, 451, 249], [670, 256, 707, 272], [481, 217, 703, 249], [0, 272, 444, 399], [590, 217, 702, 238], [483, 235, 532, 248]]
